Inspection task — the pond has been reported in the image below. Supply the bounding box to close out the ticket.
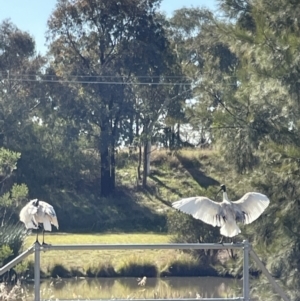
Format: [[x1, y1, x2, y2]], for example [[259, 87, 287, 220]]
[[20, 276, 242, 300]]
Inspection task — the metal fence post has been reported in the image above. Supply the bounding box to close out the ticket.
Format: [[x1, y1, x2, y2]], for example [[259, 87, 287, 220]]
[[243, 240, 250, 301], [34, 242, 40, 301]]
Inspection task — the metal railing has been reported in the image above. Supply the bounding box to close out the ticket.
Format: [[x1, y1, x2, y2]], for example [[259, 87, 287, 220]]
[[0, 240, 290, 301]]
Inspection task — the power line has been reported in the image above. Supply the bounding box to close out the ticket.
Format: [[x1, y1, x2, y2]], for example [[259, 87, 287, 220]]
[[1, 73, 193, 79], [0, 71, 240, 79], [1, 72, 268, 86], [1, 74, 239, 86]]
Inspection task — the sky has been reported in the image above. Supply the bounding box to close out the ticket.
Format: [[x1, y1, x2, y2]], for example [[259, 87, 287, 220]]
[[0, 0, 217, 55]]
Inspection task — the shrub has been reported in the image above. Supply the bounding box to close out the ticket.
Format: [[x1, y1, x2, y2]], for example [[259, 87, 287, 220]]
[[50, 264, 71, 278], [0, 223, 27, 265], [118, 262, 158, 277], [117, 256, 158, 277], [160, 258, 218, 277], [167, 210, 220, 266], [86, 262, 117, 277]]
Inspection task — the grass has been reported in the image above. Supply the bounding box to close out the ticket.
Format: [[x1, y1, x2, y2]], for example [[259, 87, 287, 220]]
[[22, 233, 207, 278], [26, 148, 225, 234], [117, 148, 221, 210]]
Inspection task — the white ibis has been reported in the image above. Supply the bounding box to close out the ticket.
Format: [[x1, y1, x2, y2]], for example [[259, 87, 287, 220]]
[[20, 198, 59, 245], [172, 184, 270, 239]]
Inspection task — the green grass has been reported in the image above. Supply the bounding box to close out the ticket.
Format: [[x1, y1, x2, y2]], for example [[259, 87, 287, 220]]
[[22, 233, 205, 278]]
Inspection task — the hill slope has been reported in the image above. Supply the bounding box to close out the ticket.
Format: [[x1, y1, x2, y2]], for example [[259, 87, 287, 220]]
[[34, 148, 231, 232]]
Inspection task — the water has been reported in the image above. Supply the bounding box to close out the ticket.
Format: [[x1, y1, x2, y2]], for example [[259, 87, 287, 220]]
[[21, 277, 242, 300]]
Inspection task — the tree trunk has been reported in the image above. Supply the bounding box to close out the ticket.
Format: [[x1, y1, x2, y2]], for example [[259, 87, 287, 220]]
[[129, 115, 134, 145], [110, 144, 116, 191], [142, 142, 148, 187], [170, 125, 175, 149], [100, 123, 114, 196], [100, 146, 112, 196], [177, 123, 180, 148], [146, 140, 151, 175], [137, 145, 142, 181]]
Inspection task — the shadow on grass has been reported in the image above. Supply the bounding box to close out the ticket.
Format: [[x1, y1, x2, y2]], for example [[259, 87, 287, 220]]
[[32, 186, 167, 233], [176, 154, 220, 188], [149, 175, 184, 198]]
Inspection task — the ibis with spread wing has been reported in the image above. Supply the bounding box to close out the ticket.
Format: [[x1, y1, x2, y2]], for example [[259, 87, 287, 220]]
[[172, 184, 270, 238]]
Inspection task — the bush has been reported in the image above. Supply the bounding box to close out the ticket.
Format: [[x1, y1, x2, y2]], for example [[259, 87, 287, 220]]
[[86, 262, 117, 277], [118, 262, 158, 277], [50, 264, 71, 278], [160, 258, 218, 277], [167, 210, 220, 265], [117, 256, 158, 277], [0, 223, 27, 265]]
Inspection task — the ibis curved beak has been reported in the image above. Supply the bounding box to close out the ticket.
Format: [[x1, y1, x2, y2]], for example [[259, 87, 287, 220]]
[[214, 187, 223, 201]]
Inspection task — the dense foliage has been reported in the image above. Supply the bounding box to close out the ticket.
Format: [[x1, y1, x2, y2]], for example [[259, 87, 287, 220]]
[[1, 0, 300, 298]]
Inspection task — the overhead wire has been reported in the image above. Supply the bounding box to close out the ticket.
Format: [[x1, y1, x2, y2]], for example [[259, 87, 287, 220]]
[[0, 71, 238, 78], [5, 78, 191, 85], [0, 71, 240, 86]]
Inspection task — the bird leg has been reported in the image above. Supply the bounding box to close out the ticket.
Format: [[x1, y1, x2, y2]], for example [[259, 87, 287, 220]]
[[34, 229, 41, 246], [42, 230, 49, 245], [218, 236, 224, 245], [35, 230, 39, 243], [42, 230, 46, 245]]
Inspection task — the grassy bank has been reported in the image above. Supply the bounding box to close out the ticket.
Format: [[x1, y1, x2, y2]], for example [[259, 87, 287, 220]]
[[20, 233, 219, 279], [31, 148, 222, 233]]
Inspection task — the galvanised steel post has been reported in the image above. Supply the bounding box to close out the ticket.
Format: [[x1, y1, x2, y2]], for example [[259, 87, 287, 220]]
[[243, 240, 250, 301], [34, 242, 41, 301]]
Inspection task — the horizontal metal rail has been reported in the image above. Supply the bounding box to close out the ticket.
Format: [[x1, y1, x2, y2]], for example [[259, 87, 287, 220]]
[[0, 246, 34, 276], [41, 242, 245, 251], [53, 299, 244, 301]]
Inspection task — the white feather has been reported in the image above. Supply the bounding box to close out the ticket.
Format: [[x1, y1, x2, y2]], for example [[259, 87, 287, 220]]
[[19, 202, 38, 229], [232, 192, 270, 224], [220, 220, 241, 237], [20, 199, 59, 232], [172, 197, 225, 227], [42, 219, 52, 232]]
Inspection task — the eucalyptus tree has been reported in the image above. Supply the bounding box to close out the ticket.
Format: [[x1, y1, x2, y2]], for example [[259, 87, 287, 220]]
[[166, 8, 238, 150], [133, 74, 189, 186], [0, 20, 45, 150], [0, 20, 45, 208], [47, 0, 180, 195], [164, 8, 212, 147]]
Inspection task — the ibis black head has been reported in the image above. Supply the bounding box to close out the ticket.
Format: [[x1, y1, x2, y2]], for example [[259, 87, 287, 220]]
[[32, 199, 39, 207], [215, 184, 226, 201], [220, 184, 226, 192]]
